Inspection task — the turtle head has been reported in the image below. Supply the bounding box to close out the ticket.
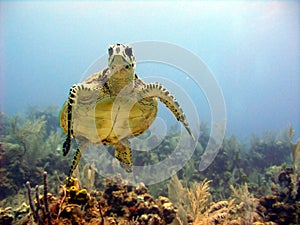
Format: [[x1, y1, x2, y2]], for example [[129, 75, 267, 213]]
[[108, 44, 136, 75]]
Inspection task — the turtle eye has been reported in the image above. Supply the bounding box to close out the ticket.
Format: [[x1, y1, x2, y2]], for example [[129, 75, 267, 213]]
[[125, 47, 133, 57], [108, 47, 113, 56]]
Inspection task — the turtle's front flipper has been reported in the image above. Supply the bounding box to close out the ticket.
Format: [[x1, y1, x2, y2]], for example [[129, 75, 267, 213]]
[[62, 83, 99, 178], [115, 141, 133, 172], [62, 85, 77, 157], [142, 82, 194, 140], [62, 83, 99, 156]]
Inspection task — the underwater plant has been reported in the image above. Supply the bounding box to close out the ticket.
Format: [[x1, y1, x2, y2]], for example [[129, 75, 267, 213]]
[[168, 173, 211, 223], [73, 162, 97, 192], [0, 107, 64, 171], [229, 183, 261, 223], [0, 107, 69, 202], [167, 173, 267, 225], [289, 128, 300, 172], [248, 130, 291, 171], [253, 129, 300, 224], [25, 171, 52, 225]]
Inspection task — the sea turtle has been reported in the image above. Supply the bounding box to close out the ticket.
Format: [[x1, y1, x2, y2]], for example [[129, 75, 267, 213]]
[[60, 43, 194, 177]]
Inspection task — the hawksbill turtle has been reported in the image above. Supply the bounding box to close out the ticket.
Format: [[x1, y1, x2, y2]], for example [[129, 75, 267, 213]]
[[60, 43, 194, 176]]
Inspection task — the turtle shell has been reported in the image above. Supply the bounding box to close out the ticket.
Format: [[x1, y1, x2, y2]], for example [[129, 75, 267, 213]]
[[60, 95, 158, 145]]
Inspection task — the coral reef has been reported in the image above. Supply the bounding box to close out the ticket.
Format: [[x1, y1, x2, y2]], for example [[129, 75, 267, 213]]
[[0, 206, 14, 224], [19, 172, 178, 225], [0, 203, 29, 225], [1, 106, 300, 225], [0, 109, 69, 202], [256, 167, 300, 224], [0, 142, 30, 200]]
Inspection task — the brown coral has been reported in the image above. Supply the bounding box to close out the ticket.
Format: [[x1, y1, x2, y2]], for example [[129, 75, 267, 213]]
[[21, 173, 178, 225], [256, 167, 300, 225]]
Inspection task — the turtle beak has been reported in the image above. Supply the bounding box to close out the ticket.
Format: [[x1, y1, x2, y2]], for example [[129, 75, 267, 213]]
[[109, 55, 130, 72], [111, 55, 127, 65]]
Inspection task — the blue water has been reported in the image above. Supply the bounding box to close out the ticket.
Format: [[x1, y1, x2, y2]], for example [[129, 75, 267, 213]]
[[1, 1, 299, 139]]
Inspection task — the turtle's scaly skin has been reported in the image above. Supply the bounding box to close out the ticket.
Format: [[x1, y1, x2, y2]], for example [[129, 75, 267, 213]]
[[60, 44, 194, 176]]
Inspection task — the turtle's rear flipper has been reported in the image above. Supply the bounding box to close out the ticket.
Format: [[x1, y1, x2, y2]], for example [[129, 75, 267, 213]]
[[115, 141, 133, 172], [68, 146, 82, 177]]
